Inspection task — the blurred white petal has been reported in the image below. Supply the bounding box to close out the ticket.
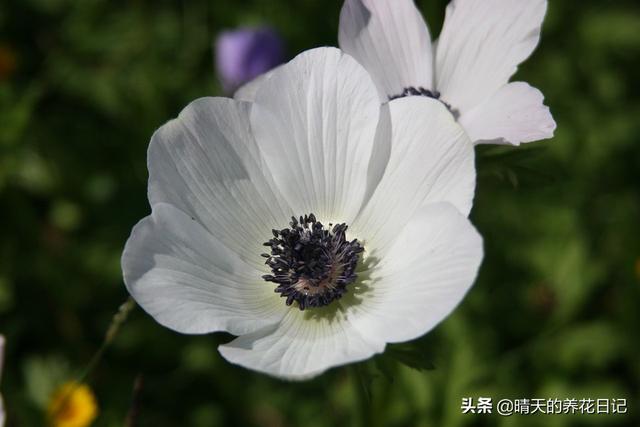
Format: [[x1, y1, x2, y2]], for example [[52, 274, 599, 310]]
[[339, 0, 434, 100], [460, 82, 556, 145], [436, 0, 548, 114]]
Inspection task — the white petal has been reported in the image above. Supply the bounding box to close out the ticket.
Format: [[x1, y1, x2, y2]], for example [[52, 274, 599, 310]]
[[148, 97, 292, 270], [233, 65, 284, 102], [350, 202, 483, 344], [436, 0, 548, 114], [250, 47, 384, 224], [339, 0, 434, 101], [122, 203, 285, 336], [460, 82, 556, 145], [218, 305, 385, 380], [352, 97, 475, 252], [361, 102, 392, 205]]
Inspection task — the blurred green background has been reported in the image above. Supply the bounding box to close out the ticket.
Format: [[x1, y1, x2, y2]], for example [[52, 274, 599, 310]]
[[1, 0, 639, 426]]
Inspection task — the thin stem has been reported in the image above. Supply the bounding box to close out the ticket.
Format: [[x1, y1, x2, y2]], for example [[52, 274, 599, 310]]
[[351, 364, 373, 427], [77, 297, 136, 384], [49, 297, 136, 419], [124, 374, 144, 427]]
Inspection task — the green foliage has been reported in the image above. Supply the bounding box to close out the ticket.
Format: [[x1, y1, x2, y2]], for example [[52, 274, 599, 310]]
[[0, 0, 639, 426]]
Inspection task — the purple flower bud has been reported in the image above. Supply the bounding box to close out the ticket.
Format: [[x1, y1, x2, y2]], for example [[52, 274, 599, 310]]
[[215, 27, 285, 93]]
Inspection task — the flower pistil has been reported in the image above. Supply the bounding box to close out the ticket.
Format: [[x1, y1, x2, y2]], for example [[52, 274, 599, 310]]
[[262, 214, 364, 310]]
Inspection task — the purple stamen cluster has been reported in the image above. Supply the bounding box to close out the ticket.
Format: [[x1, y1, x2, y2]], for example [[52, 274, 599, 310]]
[[262, 214, 364, 310]]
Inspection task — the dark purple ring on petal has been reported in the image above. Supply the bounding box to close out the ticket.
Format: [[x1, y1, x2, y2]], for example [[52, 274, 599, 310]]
[[389, 86, 459, 119], [261, 214, 364, 310]]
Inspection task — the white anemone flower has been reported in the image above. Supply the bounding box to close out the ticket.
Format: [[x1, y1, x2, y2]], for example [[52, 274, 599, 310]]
[[122, 47, 483, 380], [336, 0, 556, 146]]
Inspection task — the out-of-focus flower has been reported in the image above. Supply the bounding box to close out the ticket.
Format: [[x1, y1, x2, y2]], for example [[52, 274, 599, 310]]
[[0, 335, 5, 427], [215, 27, 285, 93], [0, 45, 17, 81], [338, 0, 556, 146], [47, 382, 98, 427], [635, 257, 640, 282], [122, 47, 482, 379]]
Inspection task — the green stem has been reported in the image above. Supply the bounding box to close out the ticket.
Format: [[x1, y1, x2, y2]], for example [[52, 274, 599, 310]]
[[351, 364, 373, 427], [76, 297, 136, 384], [49, 297, 136, 418]]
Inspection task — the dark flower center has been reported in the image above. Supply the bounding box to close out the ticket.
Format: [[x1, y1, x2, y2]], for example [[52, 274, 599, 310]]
[[261, 214, 364, 310], [389, 86, 458, 118]]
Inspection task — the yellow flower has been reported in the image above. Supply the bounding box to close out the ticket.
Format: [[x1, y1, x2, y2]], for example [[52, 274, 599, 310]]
[[47, 382, 98, 427]]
